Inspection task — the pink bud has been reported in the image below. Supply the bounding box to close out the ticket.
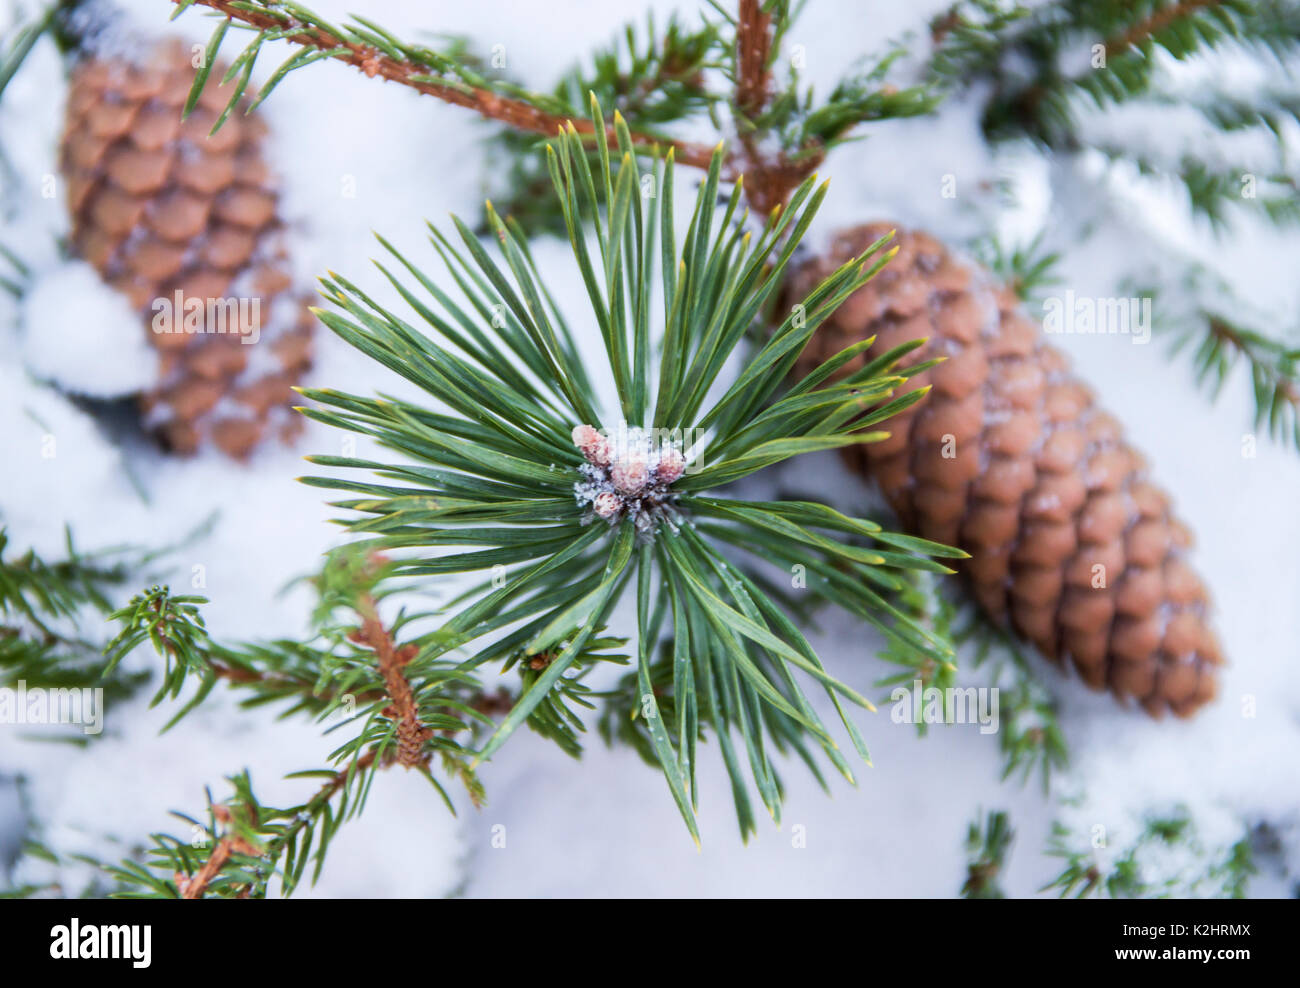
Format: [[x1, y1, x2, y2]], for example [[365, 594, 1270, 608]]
[[571, 424, 611, 467], [610, 452, 649, 494], [592, 492, 620, 518], [655, 446, 685, 484]]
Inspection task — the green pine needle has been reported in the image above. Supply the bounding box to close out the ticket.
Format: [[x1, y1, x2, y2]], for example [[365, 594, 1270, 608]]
[[299, 100, 958, 838]]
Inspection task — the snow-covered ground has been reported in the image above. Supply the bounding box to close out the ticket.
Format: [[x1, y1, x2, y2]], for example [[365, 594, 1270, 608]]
[[1, 0, 1297, 897]]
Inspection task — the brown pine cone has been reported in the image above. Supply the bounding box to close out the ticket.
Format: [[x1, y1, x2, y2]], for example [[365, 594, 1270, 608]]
[[60, 39, 314, 458], [784, 224, 1222, 717]]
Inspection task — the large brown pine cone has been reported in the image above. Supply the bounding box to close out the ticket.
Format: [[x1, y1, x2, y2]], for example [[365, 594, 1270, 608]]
[[60, 39, 314, 458], [784, 224, 1222, 717]]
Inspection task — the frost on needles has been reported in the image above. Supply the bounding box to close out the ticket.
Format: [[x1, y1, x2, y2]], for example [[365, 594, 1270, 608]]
[[296, 102, 965, 842]]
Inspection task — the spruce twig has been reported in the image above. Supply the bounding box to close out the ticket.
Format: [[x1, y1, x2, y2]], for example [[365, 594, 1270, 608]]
[[734, 0, 774, 119], [169, 0, 936, 216], [352, 597, 431, 769], [169, 0, 718, 168], [1044, 805, 1255, 898], [98, 548, 489, 897], [730, 0, 816, 216], [1103, 0, 1225, 60], [176, 802, 261, 899], [1204, 315, 1300, 443], [962, 809, 1014, 899]]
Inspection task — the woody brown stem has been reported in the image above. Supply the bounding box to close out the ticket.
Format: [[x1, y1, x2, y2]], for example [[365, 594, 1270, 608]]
[[999, 1, 1224, 140], [353, 595, 431, 768], [731, 0, 823, 215], [735, 0, 773, 118], [178, 837, 232, 899], [178, 803, 261, 899], [1104, 0, 1222, 59], [179, 749, 389, 899], [173, 0, 718, 169], [1208, 316, 1300, 409]]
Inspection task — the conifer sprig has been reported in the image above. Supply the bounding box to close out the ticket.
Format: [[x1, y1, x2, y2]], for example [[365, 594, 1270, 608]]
[[169, 0, 719, 167], [297, 102, 963, 839], [1045, 806, 1255, 898], [1130, 267, 1300, 452], [91, 547, 490, 897], [171, 0, 939, 219], [962, 809, 1014, 898], [928, 0, 1300, 219], [1, 529, 155, 727]]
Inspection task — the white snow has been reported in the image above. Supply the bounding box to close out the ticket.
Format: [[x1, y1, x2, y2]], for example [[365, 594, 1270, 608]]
[[20, 261, 160, 398], [0, 0, 1297, 899]]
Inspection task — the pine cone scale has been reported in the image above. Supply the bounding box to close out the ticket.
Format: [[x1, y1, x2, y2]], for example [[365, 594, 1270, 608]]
[[785, 224, 1223, 717], [60, 39, 315, 458]]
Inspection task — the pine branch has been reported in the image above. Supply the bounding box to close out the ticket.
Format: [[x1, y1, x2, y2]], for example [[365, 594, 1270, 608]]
[[112, 755, 394, 898], [873, 571, 958, 735], [734, 0, 774, 119], [727, 0, 816, 217], [1045, 804, 1255, 898], [962, 809, 1014, 898], [864, 568, 1068, 787], [1, 529, 157, 728], [1200, 314, 1300, 447], [1131, 268, 1300, 451], [1103, 0, 1225, 60], [723, 1, 937, 213], [103, 547, 494, 742], [487, 12, 722, 233], [204, 654, 381, 706], [930, 0, 1298, 149], [169, 0, 718, 168], [729, 0, 792, 216], [1, 528, 136, 632], [352, 597, 430, 768], [927, 1, 1034, 84], [1088, 142, 1300, 230], [97, 549, 493, 897], [972, 231, 1064, 309], [175, 801, 262, 899], [170, 0, 937, 217], [296, 101, 965, 840]]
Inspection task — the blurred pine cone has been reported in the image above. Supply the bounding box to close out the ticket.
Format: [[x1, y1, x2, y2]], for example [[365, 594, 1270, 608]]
[[783, 224, 1223, 717], [60, 38, 314, 458]]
